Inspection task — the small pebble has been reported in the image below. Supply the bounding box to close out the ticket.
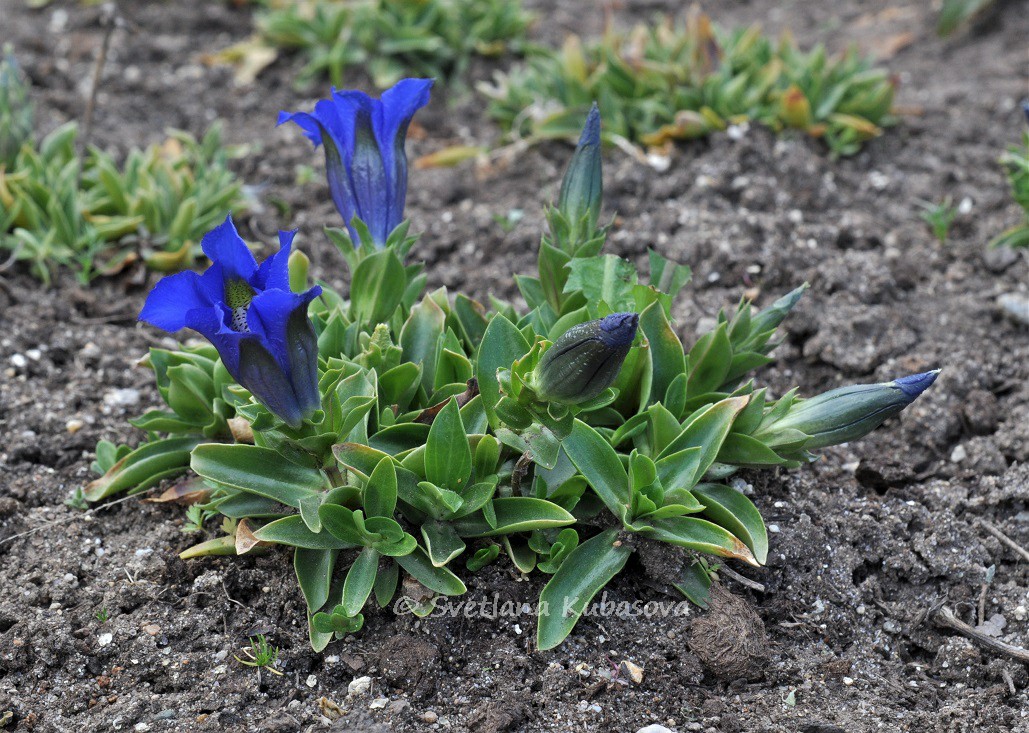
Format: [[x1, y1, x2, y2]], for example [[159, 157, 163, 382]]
[[306, 674, 318, 688], [369, 698, 388, 710], [621, 660, 644, 684], [950, 445, 967, 463], [637, 725, 674, 733], [348, 676, 372, 696], [843, 676, 855, 686], [97, 633, 113, 647], [65, 419, 84, 434], [420, 711, 438, 724], [10, 354, 27, 368]]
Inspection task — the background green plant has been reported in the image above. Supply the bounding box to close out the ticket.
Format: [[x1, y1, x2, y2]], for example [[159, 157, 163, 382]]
[[235, 0, 531, 88], [992, 128, 1029, 249], [482, 13, 895, 157], [0, 120, 248, 283]]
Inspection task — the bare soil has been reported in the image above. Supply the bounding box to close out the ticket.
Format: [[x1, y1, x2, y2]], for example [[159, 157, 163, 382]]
[[1, 1, 1027, 732]]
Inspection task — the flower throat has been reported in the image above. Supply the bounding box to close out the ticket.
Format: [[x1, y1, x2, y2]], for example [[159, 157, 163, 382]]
[[224, 279, 255, 333]]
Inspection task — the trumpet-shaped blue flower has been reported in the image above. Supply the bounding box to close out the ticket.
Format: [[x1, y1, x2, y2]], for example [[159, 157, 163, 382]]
[[278, 78, 434, 248], [139, 215, 322, 428]]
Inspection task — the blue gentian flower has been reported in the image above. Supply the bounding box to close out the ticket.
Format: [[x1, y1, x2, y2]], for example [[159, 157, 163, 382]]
[[278, 78, 434, 248], [139, 215, 322, 428]]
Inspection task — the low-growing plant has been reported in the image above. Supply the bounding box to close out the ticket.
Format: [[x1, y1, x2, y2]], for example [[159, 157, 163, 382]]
[[216, 0, 531, 89], [937, 0, 998, 36], [918, 197, 957, 244], [87, 79, 938, 652], [0, 63, 248, 283], [991, 109, 1029, 249], [235, 635, 283, 677], [482, 12, 895, 157], [0, 47, 33, 168]]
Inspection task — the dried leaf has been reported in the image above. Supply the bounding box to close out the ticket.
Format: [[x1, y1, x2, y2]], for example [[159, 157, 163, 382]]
[[414, 145, 487, 170], [148, 478, 211, 506], [235, 518, 271, 555], [201, 37, 279, 86]]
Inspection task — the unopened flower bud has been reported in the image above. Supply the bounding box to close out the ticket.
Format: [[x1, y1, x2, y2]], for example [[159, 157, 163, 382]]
[[557, 103, 602, 236], [533, 313, 639, 405], [767, 370, 940, 450], [749, 283, 808, 335]]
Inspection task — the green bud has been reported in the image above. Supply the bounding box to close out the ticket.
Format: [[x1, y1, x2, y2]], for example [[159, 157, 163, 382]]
[[763, 370, 940, 450], [557, 103, 602, 237], [749, 283, 808, 335], [533, 312, 638, 405]]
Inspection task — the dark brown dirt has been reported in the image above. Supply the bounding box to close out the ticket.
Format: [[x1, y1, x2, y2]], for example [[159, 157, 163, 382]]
[[1, 1, 1028, 732]]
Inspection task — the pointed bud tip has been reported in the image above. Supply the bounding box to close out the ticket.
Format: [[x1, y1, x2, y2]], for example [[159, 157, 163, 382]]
[[894, 369, 941, 398], [598, 312, 639, 347], [579, 103, 601, 147]]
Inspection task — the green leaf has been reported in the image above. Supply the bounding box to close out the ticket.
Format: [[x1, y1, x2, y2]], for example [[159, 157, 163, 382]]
[[717, 433, 787, 467], [685, 324, 732, 396], [476, 315, 530, 430], [350, 248, 407, 326], [648, 249, 691, 302], [342, 547, 379, 617], [639, 301, 686, 406], [396, 547, 467, 595], [672, 561, 713, 608], [254, 516, 356, 550], [455, 497, 575, 537], [295, 548, 337, 612], [425, 397, 472, 489], [400, 294, 446, 393], [564, 255, 637, 313], [537, 528, 632, 650], [190, 444, 324, 507], [502, 536, 537, 573], [374, 559, 400, 607], [692, 483, 768, 564], [421, 521, 467, 567], [364, 456, 398, 517], [318, 504, 367, 545], [658, 397, 749, 485], [84, 436, 201, 501], [639, 516, 759, 566], [562, 419, 631, 522]]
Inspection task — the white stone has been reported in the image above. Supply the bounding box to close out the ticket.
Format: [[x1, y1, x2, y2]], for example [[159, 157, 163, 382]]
[[637, 726, 674, 733], [98, 633, 114, 647], [348, 676, 372, 695]]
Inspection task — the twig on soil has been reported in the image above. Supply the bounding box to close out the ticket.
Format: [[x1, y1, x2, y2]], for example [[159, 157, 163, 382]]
[[1001, 668, 1016, 696], [978, 582, 989, 627], [933, 606, 1029, 664], [976, 519, 1029, 563], [718, 565, 766, 593], [80, 3, 122, 154], [0, 490, 154, 547]]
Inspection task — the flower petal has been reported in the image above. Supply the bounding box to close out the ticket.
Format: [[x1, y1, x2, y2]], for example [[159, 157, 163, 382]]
[[138, 270, 213, 332], [184, 306, 243, 376], [252, 229, 296, 292], [372, 78, 433, 241], [200, 215, 258, 282]]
